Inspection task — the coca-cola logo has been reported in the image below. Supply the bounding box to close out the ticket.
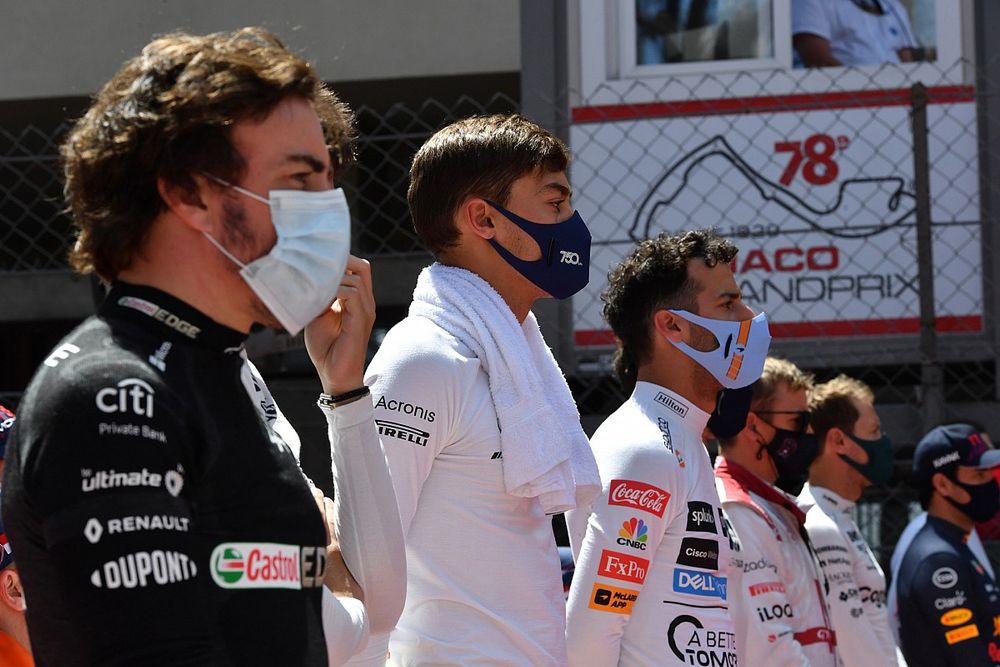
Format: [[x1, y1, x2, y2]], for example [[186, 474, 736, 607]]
[[608, 480, 670, 518]]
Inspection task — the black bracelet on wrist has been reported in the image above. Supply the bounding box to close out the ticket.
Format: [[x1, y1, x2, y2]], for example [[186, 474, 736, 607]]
[[317, 385, 370, 408]]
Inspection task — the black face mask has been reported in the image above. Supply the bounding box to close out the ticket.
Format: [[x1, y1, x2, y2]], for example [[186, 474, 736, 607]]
[[757, 423, 820, 496], [707, 385, 754, 439], [946, 477, 1000, 523]]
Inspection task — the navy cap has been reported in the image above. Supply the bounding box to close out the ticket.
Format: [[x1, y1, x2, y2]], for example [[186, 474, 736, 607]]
[[912, 423, 1000, 481], [0, 513, 12, 570], [0, 403, 13, 460]]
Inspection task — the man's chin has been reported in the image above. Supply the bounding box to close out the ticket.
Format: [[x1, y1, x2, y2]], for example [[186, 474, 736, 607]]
[[250, 300, 288, 334]]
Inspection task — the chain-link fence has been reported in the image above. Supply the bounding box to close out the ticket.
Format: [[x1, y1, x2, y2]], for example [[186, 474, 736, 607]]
[[2, 59, 998, 573], [561, 57, 996, 574]]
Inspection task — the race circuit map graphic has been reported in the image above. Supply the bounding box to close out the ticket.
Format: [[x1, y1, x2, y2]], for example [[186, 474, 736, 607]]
[[630, 135, 916, 242]]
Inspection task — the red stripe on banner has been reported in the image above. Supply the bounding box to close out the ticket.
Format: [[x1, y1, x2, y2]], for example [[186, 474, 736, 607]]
[[574, 315, 983, 346], [571, 85, 975, 124]]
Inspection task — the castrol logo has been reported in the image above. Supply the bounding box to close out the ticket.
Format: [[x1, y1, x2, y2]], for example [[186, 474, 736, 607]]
[[608, 480, 670, 518]]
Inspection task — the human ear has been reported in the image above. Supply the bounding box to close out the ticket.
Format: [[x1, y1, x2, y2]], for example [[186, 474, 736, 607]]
[[157, 174, 213, 233], [828, 428, 848, 453], [653, 310, 685, 344], [460, 198, 495, 240], [0, 571, 25, 613]]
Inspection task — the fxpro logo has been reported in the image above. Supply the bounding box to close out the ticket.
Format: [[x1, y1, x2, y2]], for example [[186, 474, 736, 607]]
[[96, 378, 155, 418], [559, 250, 583, 266], [210, 543, 326, 590], [598, 549, 649, 585], [673, 567, 727, 600], [617, 517, 649, 551]]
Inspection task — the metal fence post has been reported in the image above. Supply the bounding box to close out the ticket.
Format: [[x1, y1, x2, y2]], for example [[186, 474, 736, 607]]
[[910, 82, 944, 431], [520, 0, 577, 373], [974, 0, 1000, 402]]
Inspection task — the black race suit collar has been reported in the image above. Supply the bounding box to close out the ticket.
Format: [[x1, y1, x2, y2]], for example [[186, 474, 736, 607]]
[[101, 281, 248, 353]]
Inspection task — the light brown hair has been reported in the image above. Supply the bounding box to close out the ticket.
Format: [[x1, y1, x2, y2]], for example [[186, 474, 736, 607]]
[[808, 374, 874, 442]]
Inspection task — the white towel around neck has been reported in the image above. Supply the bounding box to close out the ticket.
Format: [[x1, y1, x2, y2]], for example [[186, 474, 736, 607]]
[[408, 263, 600, 514]]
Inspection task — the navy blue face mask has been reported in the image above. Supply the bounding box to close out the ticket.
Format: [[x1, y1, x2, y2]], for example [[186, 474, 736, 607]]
[[485, 200, 592, 300]]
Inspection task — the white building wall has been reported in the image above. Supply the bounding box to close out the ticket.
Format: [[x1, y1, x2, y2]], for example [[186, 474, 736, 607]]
[[1, 0, 520, 100]]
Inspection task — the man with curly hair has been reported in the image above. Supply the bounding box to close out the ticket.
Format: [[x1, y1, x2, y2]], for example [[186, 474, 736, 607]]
[[566, 230, 770, 666], [3, 28, 403, 666]]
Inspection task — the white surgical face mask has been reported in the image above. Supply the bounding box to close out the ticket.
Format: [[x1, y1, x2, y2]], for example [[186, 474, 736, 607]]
[[667, 310, 771, 389], [203, 176, 351, 336]]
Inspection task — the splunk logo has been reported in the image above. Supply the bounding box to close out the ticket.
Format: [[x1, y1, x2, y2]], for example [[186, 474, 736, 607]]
[[618, 517, 649, 551], [210, 543, 326, 590]]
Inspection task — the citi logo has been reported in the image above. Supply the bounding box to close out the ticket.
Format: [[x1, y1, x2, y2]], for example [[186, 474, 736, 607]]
[[559, 250, 583, 266], [96, 378, 154, 418], [617, 517, 648, 551]]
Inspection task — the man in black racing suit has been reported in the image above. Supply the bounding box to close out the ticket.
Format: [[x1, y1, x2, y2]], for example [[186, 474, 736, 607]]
[[897, 423, 1000, 666], [3, 28, 397, 666]]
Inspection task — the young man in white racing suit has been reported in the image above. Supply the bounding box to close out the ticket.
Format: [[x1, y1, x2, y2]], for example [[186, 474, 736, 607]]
[[800, 374, 904, 666], [349, 114, 601, 666], [715, 357, 838, 667], [566, 230, 771, 666]]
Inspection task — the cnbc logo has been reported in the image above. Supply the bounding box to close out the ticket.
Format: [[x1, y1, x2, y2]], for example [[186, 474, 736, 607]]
[[210, 543, 326, 590], [618, 517, 649, 551]]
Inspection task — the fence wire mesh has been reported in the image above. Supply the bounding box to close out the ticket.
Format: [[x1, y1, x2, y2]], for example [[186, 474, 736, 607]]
[[561, 58, 995, 573], [1, 60, 997, 572]]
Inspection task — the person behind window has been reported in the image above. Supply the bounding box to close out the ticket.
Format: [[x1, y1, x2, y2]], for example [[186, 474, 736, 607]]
[[793, 0, 919, 67]]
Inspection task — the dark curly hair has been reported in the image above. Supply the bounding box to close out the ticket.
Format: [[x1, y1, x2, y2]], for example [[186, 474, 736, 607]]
[[407, 114, 569, 257], [62, 27, 356, 280], [602, 230, 738, 391]]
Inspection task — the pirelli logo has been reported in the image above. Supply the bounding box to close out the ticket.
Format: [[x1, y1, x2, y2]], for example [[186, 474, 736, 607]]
[[945, 623, 979, 645], [375, 420, 429, 447]]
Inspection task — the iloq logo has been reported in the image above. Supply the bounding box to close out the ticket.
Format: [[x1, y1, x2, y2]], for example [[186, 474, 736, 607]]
[[618, 517, 649, 551], [210, 543, 326, 590], [933, 567, 959, 589], [559, 250, 583, 266], [608, 480, 669, 518]]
